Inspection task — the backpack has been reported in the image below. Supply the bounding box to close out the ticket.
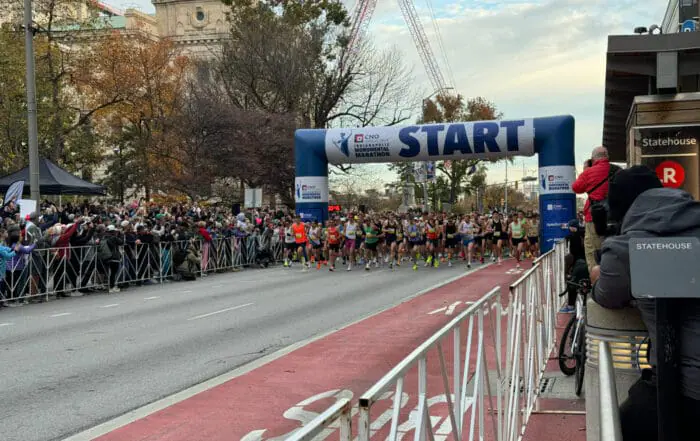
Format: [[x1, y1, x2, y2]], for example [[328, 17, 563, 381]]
[[589, 163, 622, 236], [97, 240, 112, 261]]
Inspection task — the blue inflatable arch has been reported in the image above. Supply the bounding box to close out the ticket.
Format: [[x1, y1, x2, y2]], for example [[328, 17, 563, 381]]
[[294, 115, 576, 252]]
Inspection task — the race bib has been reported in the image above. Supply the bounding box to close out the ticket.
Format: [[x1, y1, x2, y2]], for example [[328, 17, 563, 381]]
[[494, 232, 501, 237], [295, 233, 303, 239], [410, 232, 417, 237], [447, 234, 454, 239]]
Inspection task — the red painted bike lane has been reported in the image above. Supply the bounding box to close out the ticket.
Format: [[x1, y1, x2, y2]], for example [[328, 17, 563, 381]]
[[92, 261, 527, 441]]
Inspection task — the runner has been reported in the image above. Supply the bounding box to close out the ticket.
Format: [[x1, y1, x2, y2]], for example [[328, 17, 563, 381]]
[[490, 211, 504, 264], [406, 218, 422, 271], [308, 221, 323, 270], [363, 218, 380, 270], [443, 216, 459, 267], [527, 213, 540, 260], [459, 215, 476, 269], [508, 210, 527, 269], [344, 217, 358, 271], [325, 219, 342, 271], [292, 217, 310, 270], [424, 216, 440, 268], [383, 217, 399, 269], [283, 220, 296, 267]]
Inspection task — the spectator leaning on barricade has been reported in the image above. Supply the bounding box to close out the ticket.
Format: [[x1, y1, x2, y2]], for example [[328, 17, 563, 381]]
[[572, 146, 620, 272], [589, 165, 700, 441]]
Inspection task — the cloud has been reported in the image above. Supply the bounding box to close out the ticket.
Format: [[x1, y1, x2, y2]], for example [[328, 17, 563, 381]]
[[363, 0, 665, 183]]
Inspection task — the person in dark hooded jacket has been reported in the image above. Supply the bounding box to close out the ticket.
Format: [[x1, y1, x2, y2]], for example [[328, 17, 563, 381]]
[[590, 165, 700, 441]]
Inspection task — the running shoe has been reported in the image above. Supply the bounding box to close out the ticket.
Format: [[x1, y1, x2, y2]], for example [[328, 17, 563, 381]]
[[559, 305, 575, 314], [412, 263, 418, 271]]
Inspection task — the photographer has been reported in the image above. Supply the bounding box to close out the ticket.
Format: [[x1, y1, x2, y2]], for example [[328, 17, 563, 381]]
[[572, 146, 619, 272], [589, 165, 700, 440]]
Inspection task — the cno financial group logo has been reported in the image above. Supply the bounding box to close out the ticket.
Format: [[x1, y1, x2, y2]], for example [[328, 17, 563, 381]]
[[331, 130, 391, 159]]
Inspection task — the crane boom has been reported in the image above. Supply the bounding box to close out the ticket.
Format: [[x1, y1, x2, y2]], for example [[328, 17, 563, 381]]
[[396, 0, 448, 93]]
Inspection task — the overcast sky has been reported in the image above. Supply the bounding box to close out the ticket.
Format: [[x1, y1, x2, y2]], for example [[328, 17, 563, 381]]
[[107, 0, 667, 186]]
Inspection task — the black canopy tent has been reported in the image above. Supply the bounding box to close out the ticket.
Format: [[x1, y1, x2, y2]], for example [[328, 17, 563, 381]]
[[0, 158, 106, 196]]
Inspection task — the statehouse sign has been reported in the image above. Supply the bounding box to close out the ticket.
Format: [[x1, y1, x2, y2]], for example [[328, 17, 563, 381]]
[[325, 119, 535, 165]]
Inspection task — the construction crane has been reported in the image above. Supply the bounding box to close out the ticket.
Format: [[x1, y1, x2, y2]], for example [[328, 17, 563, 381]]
[[346, 0, 454, 95]]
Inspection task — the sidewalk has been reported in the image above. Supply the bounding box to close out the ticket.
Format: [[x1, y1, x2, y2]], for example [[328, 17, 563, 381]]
[[68, 260, 527, 441], [522, 312, 587, 441]]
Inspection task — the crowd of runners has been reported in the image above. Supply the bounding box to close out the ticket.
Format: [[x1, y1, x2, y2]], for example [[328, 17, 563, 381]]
[[279, 210, 541, 272]]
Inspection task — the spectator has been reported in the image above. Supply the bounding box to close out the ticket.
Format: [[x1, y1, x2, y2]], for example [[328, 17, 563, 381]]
[[590, 165, 700, 441], [561, 219, 586, 314], [0, 228, 16, 305], [572, 146, 619, 272]]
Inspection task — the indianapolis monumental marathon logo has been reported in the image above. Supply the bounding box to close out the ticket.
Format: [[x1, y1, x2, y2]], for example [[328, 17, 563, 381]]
[[332, 130, 391, 159]]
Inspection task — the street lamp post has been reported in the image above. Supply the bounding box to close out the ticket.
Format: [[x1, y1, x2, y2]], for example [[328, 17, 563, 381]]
[[24, 0, 41, 202]]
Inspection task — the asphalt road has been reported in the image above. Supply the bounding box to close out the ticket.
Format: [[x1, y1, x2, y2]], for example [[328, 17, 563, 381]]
[[0, 260, 485, 441]]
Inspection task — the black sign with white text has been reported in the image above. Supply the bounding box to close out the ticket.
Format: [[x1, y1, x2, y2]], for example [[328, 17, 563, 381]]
[[636, 126, 700, 200]]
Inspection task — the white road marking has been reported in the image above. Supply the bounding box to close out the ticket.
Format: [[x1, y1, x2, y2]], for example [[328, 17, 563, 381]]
[[101, 304, 119, 308], [182, 290, 193, 293], [50, 312, 72, 318], [0, 323, 13, 327], [62, 263, 493, 441], [186, 303, 253, 321], [445, 301, 462, 315], [211, 284, 223, 288], [428, 306, 448, 315], [144, 296, 160, 300]]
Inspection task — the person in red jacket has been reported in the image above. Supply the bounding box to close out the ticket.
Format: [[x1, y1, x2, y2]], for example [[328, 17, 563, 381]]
[[572, 146, 613, 271]]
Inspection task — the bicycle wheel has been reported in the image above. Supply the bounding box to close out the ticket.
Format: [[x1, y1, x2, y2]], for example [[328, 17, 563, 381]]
[[558, 316, 577, 376], [574, 324, 586, 396]]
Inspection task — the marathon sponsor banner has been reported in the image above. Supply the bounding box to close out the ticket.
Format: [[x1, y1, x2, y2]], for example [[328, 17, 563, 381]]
[[325, 119, 536, 165], [636, 126, 700, 200], [294, 176, 329, 203], [538, 165, 576, 195], [541, 197, 575, 247]]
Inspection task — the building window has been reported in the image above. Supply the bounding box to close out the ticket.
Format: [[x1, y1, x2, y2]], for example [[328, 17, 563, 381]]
[[196, 8, 205, 21]]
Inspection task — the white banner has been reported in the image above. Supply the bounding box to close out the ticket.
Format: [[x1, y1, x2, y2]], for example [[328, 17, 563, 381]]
[[19, 199, 37, 220], [295, 176, 329, 203], [538, 165, 576, 194], [325, 119, 535, 165]]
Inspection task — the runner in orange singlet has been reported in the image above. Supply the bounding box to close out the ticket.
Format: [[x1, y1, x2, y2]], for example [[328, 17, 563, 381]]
[[325, 219, 342, 271], [292, 217, 309, 270]]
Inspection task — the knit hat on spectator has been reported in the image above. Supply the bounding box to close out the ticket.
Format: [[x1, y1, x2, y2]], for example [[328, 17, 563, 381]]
[[608, 165, 663, 223]]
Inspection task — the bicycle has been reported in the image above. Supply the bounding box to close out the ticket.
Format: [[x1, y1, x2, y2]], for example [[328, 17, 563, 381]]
[[557, 278, 591, 397]]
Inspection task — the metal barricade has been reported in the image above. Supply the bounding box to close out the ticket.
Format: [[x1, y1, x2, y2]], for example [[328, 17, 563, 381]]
[[357, 286, 504, 441], [284, 398, 352, 441], [0, 232, 286, 304]]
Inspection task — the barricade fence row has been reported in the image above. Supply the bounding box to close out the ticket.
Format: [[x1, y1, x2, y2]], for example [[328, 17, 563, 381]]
[[287, 241, 567, 441], [0, 236, 285, 304]]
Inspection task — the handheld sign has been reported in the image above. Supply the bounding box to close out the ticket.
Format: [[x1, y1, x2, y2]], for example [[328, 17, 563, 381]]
[[629, 237, 700, 299]]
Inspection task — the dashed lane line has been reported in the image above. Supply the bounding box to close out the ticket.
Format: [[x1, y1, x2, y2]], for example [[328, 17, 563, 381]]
[[186, 303, 254, 321], [50, 312, 73, 318], [101, 304, 120, 309]]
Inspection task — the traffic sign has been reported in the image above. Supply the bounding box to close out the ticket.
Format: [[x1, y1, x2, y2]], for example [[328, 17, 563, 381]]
[[655, 160, 685, 188], [681, 20, 697, 32]]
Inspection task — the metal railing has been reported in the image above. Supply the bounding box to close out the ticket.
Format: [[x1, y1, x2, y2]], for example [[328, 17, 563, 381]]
[[0, 235, 285, 304], [284, 241, 567, 441], [358, 285, 503, 441], [598, 341, 622, 441], [284, 398, 352, 441]]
